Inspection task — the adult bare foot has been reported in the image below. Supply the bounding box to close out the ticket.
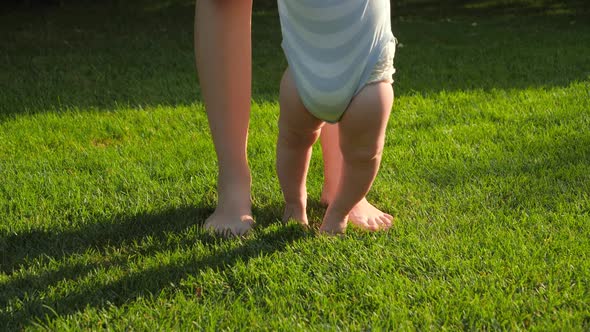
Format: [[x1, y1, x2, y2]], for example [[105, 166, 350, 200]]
[[204, 207, 254, 237], [204, 176, 254, 237], [282, 202, 308, 226]]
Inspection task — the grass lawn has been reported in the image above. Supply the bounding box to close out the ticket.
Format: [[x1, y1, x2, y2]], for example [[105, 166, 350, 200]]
[[1, 0, 590, 330]]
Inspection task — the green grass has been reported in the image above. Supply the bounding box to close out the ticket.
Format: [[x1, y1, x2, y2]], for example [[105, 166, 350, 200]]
[[1, 0, 590, 330]]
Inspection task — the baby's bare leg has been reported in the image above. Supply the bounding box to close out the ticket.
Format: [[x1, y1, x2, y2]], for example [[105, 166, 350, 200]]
[[318, 124, 341, 204], [319, 82, 393, 235], [319, 124, 394, 231], [277, 69, 324, 225]]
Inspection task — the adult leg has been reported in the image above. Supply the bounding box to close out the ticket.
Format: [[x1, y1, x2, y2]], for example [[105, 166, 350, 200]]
[[195, 0, 253, 236], [320, 82, 393, 234], [320, 123, 393, 231], [277, 69, 324, 225]]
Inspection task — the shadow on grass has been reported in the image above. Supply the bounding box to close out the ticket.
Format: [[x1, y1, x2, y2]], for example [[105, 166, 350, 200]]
[[394, 0, 590, 17], [0, 0, 589, 120], [0, 206, 212, 275], [0, 204, 306, 330], [0, 1, 285, 120]]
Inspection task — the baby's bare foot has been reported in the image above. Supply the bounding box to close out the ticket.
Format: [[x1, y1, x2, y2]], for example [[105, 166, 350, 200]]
[[348, 198, 393, 231], [320, 191, 393, 232], [319, 211, 348, 235], [282, 202, 308, 226]]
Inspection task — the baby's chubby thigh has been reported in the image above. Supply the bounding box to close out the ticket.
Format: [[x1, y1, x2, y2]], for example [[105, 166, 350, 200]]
[[338, 82, 393, 162], [278, 68, 324, 144]]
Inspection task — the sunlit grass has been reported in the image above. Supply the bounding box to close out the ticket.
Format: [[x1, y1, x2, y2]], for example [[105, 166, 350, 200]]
[[1, 1, 589, 330]]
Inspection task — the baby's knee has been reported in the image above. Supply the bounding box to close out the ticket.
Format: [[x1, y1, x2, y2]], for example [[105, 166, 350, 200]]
[[341, 141, 383, 164], [279, 124, 321, 149]]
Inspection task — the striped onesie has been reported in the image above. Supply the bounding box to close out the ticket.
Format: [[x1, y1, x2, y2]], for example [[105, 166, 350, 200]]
[[278, 0, 396, 123]]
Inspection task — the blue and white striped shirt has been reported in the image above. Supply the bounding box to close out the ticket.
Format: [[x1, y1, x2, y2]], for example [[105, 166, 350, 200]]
[[278, 0, 394, 122]]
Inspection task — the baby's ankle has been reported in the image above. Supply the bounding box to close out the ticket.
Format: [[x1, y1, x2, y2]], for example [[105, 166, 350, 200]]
[[282, 201, 308, 225], [319, 218, 348, 235], [320, 209, 348, 233]]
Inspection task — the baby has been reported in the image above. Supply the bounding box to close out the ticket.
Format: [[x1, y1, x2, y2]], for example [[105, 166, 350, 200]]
[[276, 0, 397, 234]]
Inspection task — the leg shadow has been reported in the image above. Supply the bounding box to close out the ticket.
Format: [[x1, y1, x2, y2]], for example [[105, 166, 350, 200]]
[[1, 204, 307, 330]]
